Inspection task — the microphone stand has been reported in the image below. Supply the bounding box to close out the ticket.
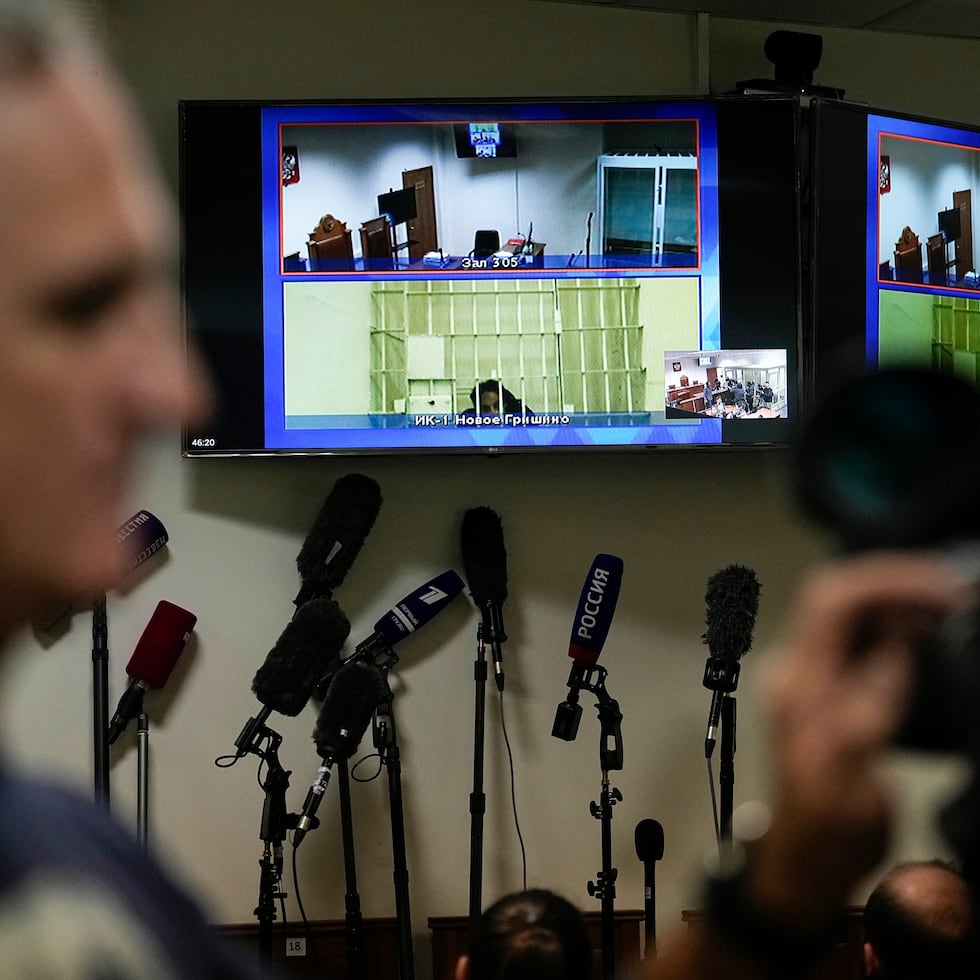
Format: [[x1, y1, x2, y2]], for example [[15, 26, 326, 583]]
[[719, 694, 736, 845], [92, 593, 110, 806], [337, 761, 368, 980], [468, 624, 488, 922], [374, 666, 416, 980], [234, 710, 293, 971], [468, 604, 504, 923], [137, 706, 149, 850], [569, 664, 624, 980]]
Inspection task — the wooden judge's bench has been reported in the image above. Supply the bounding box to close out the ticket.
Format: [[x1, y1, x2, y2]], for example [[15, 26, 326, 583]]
[[665, 382, 707, 413]]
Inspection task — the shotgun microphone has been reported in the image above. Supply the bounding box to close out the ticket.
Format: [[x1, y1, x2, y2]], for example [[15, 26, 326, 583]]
[[461, 507, 508, 690], [293, 660, 385, 847], [295, 474, 382, 606], [232, 598, 351, 759], [702, 565, 760, 758]]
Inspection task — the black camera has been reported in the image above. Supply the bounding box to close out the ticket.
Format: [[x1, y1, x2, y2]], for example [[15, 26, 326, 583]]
[[794, 366, 980, 884]]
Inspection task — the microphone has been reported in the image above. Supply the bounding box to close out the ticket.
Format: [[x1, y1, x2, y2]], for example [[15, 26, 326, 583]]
[[295, 474, 382, 606], [702, 564, 761, 758], [552, 554, 624, 741], [115, 510, 169, 576], [251, 598, 351, 715], [635, 818, 665, 953], [293, 659, 385, 847], [461, 507, 508, 690], [234, 597, 351, 758], [36, 510, 170, 632], [107, 600, 196, 744], [317, 570, 465, 693]]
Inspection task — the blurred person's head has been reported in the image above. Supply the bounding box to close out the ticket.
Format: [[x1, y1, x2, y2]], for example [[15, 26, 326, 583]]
[[0, 0, 209, 631], [864, 859, 977, 978], [456, 888, 592, 980]]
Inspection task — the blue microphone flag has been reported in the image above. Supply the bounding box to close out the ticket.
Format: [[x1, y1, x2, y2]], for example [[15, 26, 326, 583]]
[[373, 569, 465, 646]]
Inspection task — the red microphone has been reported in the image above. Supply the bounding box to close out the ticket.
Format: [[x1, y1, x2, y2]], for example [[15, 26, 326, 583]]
[[108, 600, 196, 744]]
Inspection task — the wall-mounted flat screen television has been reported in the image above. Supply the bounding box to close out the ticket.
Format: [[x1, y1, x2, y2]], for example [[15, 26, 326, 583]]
[[810, 100, 980, 393], [453, 122, 518, 159], [180, 95, 801, 456]]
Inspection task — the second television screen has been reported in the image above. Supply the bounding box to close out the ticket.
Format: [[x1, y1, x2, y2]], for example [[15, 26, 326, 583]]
[[812, 99, 980, 390]]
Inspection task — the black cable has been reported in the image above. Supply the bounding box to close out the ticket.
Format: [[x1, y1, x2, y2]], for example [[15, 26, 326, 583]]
[[498, 691, 527, 890], [351, 752, 383, 783], [707, 756, 721, 844], [292, 845, 307, 926], [291, 816, 328, 976]]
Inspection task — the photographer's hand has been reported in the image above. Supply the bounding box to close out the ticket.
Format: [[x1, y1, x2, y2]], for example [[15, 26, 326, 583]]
[[750, 552, 972, 926], [651, 552, 975, 980]]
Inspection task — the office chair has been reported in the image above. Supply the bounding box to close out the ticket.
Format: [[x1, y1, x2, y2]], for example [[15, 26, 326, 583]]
[[470, 229, 500, 259]]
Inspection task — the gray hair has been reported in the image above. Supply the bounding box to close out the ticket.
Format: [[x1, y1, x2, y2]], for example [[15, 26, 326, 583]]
[[0, 0, 78, 78]]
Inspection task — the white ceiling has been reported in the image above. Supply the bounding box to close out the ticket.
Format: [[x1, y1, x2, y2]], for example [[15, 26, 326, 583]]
[[537, 0, 980, 41]]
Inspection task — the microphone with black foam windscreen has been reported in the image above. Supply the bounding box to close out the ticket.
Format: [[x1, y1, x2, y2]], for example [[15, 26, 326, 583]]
[[702, 565, 760, 759], [294, 474, 382, 607], [316, 570, 464, 694], [634, 819, 665, 954], [293, 659, 384, 847], [552, 554, 624, 742], [232, 597, 351, 759], [107, 600, 196, 745], [461, 507, 508, 691]]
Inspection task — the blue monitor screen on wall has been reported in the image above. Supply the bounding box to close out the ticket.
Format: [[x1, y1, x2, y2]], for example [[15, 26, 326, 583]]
[[180, 95, 800, 456], [811, 100, 980, 392]]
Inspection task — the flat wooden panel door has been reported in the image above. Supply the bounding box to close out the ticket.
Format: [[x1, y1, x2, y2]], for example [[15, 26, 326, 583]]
[[953, 189, 973, 278], [403, 165, 437, 260]]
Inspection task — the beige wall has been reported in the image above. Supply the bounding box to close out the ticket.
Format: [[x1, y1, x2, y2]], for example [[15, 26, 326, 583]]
[[0, 3, 972, 976]]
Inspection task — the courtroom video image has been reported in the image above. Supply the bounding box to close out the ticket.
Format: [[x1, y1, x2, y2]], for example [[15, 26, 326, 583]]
[[278, 115, 701, 274], [877, 128, 979, 290], [878, 287, 980, 382], [280, 276, 703, 430], [663, 349, 788, 419]]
